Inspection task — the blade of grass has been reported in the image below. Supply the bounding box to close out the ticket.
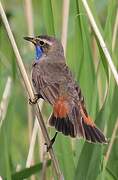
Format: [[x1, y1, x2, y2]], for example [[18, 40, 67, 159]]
[[106, 167, 118, 180], [55, 135, 75, 180], [4, 127, 12, 180], [105, 118, 118, 168], [0, 77, 12, 130], [105, 85, 118, 177], [4, 160, 51, 180], [81, 0, 118, 86], [75, 99, 108, 180], [75, 0, 96, 112], [42, 0, 55, 35]]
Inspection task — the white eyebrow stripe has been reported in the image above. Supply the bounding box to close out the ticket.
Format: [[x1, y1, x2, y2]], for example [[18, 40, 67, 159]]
[[36, 38, 53, 45]]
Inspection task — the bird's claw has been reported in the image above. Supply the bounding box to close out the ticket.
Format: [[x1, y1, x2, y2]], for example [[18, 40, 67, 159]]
[[29, 94, 39, 104], [44, 132, 58, 152], [45, 141, 53, 152]]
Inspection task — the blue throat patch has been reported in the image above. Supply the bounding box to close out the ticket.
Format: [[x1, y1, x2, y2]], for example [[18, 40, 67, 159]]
[[35, 45, 43, 61]]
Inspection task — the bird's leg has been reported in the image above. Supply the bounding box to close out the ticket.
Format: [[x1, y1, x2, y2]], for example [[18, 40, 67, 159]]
[[45, 132, 58, 152], [29, 93, 42, 104]]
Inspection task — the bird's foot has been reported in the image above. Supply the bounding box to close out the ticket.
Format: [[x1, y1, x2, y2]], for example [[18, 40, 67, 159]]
[[45, 132, 58, 152], [29, 94, 39, 104]]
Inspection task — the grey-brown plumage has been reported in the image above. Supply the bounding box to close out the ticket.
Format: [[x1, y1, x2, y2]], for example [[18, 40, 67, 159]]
[[24, 35, 107, 144]]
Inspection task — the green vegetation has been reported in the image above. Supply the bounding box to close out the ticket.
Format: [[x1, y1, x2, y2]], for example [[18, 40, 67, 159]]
[[0, 0, 118, 179]]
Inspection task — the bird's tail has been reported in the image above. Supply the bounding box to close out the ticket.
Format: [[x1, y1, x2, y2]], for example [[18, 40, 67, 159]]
[[49, 97, 107, 144], [49, 115, 76, 137]]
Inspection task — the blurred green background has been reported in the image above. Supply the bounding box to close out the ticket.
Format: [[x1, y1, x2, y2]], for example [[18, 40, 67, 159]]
[[0, 0, 118, 179]]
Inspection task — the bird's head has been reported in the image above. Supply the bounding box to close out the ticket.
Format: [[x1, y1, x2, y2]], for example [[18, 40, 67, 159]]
[[24, 35, 64, 61]]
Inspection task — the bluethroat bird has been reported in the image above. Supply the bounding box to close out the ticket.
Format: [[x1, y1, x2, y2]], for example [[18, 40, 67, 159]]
[[24, 35, 107, 149]]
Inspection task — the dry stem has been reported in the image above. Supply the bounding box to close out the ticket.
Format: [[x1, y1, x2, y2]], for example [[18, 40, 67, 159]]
[[61, 0, 70, 55], [24, 0, 34, 37], [26, 118, 39, 167], [112, 8, 118, 52]]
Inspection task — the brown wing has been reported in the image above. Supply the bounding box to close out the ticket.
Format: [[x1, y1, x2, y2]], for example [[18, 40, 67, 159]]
[[31, 62, 71, 105], [32, 70, 59, 104]]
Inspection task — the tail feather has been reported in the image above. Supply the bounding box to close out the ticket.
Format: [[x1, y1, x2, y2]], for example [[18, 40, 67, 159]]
[[80, 117, 107, 144], [93, 126, 107, 143], [83, 124, 93, 142], [49, 115, 75, 137]]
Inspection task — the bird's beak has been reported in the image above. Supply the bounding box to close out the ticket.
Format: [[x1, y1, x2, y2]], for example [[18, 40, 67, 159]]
[[24, 37, 36, 45]]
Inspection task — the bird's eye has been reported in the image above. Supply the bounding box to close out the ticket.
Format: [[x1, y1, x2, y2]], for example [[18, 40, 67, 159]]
[[39, 41, 44, 46]]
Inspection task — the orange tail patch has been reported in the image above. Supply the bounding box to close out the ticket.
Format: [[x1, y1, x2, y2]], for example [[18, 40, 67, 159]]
[[49, 96, 76, 137], [53, 96, 69, 118], [79, 103, 95, 127]]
